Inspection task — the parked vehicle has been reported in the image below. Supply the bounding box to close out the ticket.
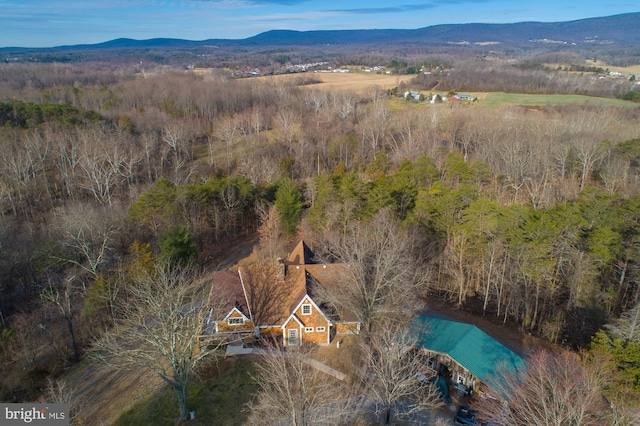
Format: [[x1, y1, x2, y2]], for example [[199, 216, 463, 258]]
[[454, 406, 478, 425]]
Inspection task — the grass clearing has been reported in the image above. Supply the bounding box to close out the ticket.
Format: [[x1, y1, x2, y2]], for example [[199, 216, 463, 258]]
[[113, 358, 257, 426], [385, 90, 637, 110], [482, 92, 635, 108]]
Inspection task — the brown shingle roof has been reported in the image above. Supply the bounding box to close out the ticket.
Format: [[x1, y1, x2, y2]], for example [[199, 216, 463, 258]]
[[208, 241, 359, 327], [305, 263, 358, 322], [286, 240, 316, 265], [208, 270, 248, 319]]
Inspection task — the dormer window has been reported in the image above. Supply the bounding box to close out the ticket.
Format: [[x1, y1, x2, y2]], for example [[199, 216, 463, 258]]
[[228, 317, 245, 325], [302, 304, 312, 315]]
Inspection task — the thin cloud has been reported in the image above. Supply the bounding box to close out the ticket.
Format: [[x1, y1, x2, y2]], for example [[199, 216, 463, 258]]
[[249, 0, 312, 4], [333, 0, 492, 15], [336, 4, 437, 14], [190, 0, 313, 5], [236, 10, 345, 22]]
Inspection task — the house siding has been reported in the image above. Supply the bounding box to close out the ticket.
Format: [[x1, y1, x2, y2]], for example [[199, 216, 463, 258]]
[[216, 309, 254, 333], [259, 325, 282, 336], [216, 319, 255, 333], [204, 241, 361, 348], [335, 321, 359, 334], [288, 297, 330, 345]]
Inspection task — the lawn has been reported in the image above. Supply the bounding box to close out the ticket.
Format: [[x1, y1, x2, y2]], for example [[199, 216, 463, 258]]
[[113, 358, 257, 426], [386, 91, 637, 110], [482, 92, 635, 108]]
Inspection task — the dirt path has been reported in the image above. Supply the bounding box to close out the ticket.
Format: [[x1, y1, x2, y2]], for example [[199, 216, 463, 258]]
[[225, 344, 347, 380]]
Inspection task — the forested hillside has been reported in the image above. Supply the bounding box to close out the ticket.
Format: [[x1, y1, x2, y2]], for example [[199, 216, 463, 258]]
[[1, 58, 639, 422]]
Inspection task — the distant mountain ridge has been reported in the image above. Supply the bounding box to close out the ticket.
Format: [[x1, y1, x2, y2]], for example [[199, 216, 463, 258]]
[[241, 13, 640, 46], [2, 12, 638, 52]]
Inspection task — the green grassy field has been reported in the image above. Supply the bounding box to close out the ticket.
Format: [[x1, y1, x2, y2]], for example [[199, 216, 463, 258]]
[[387, 91, 637, 110], [113, 358, 257, 426], [482, 92, 635, 108]]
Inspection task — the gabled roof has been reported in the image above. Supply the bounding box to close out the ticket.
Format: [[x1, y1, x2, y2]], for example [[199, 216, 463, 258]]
[[284, 241, 359, 324], [411, 315, 525, 382], [207, 241, 360, 330], [282, 312, 304, 328], [305, 264, 358, 322], [286, 240, 316, 265], [208, 270, 249, 319], [223, 306, 250, 322]]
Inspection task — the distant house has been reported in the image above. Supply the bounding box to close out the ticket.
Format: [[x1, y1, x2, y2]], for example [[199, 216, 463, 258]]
[[202, 241, 360, 346], [403, 91, 422, 101], [453, 94, 475, 101], [410, 315, 525, 394]]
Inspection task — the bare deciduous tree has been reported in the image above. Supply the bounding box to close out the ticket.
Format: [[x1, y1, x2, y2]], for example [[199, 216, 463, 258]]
[[239, 265, 290, 328], [44, 377, 86, 425], [274, 108, 301, 154], [358, 98, 390, 158], [215, 116, 238, 171], [51, 204, 120, 280], [246, 347, 357, 426], [361, 321, 443, 425], [474, 350, 607, 426], [41, 274, 81, 362], [255, 202, 284, 263], [317, 209, 427, 336], [605, 301, 640, 343], [92, 263, 228, 421]]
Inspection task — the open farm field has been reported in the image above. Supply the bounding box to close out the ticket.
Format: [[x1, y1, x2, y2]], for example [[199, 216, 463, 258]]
[[591, 61, 640, 75], [622, 64, 640, 74], [255, 71, 414, 92], [545, 61, 640, 75], [482, 92, 635, 107], [388, 90, 633, 110]]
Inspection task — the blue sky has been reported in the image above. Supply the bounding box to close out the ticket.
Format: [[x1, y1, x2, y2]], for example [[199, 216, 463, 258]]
[[1, 1, 638, 48]]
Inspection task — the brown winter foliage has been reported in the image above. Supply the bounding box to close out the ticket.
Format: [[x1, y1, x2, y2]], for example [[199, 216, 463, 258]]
[[0, 52, 638, 422]]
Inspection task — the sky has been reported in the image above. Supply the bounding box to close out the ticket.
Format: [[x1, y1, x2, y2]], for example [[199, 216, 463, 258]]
[[1, 0, 638, 48]]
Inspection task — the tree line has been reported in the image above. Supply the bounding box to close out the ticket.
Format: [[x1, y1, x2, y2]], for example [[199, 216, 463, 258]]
[[0, 61, 639, 417]]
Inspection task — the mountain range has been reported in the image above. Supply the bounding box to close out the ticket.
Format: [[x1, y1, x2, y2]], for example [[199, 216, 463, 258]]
[[2, 12, 638, 58]]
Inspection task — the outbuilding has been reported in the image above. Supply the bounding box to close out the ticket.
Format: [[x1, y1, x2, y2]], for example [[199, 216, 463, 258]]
[[410, 315, 525, 395]]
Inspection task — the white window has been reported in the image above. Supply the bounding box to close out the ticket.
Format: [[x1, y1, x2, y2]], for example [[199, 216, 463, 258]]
[[288, 328, 298, 346], [305, 327, 314, 333], [316, 326, 326, 332], [301, 304, 312, 315], [228, 317, 244, 325]]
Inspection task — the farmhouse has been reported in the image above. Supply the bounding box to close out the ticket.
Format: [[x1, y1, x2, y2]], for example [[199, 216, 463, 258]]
[[453, 93, 475, 101], [201, 241, 360, 346], [410, 315, 525, 395], [403, 90, 422, 101]]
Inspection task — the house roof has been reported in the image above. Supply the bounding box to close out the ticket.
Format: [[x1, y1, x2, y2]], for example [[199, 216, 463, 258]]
[[304, 264, 358, 322], [208, 270, 249, 319], [286, 240, 316, 265], [285, 242, 359, 323], [207, 240, 360, 328], [410, 315, 525, 382]]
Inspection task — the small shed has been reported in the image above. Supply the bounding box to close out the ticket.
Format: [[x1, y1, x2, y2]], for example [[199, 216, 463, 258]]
[[410, 315, 525, 394]]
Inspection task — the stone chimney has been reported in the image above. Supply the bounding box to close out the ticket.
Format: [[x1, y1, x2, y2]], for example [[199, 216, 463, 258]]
[[276, 257, 285, 281]]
